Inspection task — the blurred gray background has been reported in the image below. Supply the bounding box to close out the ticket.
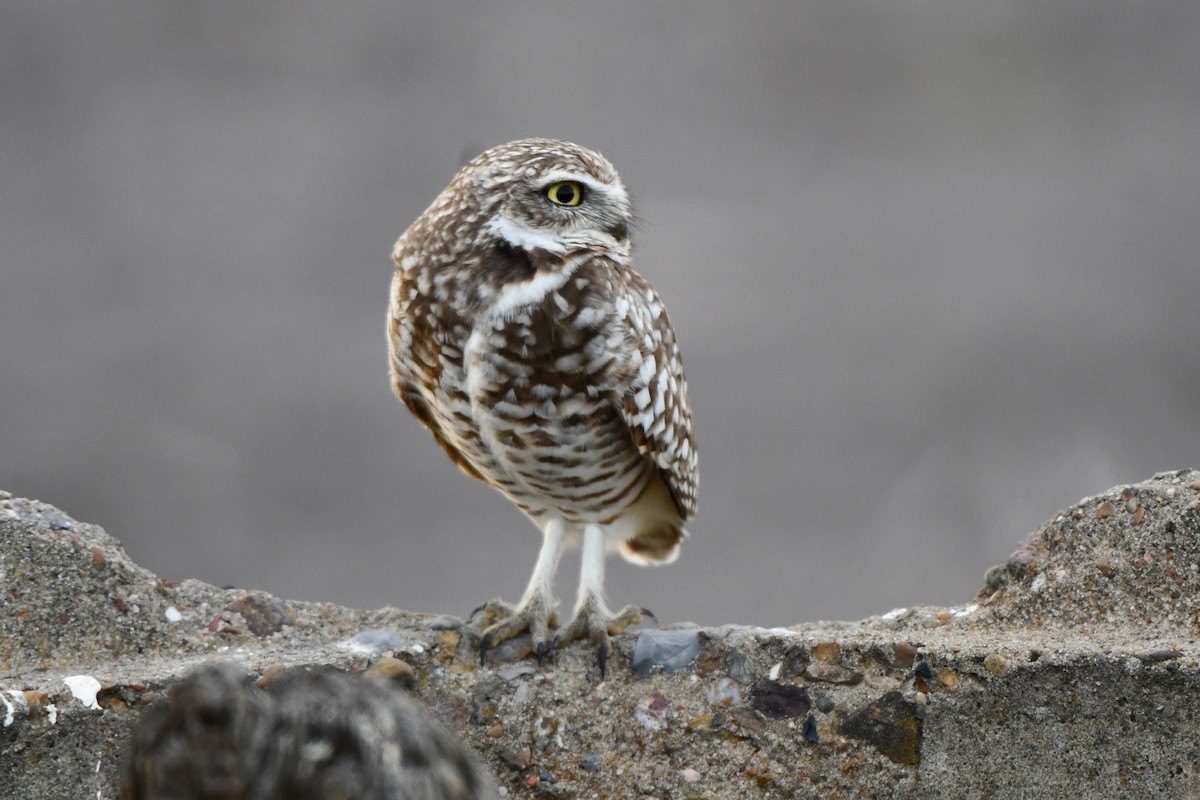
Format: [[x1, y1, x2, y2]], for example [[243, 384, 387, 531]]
[[2, 1, 1197, 627]]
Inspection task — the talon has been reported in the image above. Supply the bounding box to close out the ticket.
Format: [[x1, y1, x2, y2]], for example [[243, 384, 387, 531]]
[[639, 607, 657, 622], [479, 633, 493, 665], [534, 640, 549, 667], [597, 641, 609, 679], [468, 603, 487, 623]]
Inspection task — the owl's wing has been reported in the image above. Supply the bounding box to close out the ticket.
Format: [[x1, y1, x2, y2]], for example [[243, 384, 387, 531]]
[[388, 270, 486, 483], [615, 275, 698, 520]]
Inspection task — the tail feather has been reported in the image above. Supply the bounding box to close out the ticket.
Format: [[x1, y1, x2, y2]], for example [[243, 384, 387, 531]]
[[619, 524, 686, 566]]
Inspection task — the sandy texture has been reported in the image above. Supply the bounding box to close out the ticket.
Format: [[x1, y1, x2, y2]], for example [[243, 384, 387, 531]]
[[3, 471, 1199, 798]]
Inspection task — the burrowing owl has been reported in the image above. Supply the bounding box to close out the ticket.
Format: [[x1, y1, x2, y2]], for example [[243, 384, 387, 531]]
[[387, 139, 697, 672]]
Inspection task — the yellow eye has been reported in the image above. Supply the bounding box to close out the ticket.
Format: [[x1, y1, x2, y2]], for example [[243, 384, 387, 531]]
[[545, 181, 583, 206]]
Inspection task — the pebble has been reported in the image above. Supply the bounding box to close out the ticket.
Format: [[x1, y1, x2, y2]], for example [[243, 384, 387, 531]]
[[729, 707, 765, 733], [812, 642, 840, 662], [635, 693, 671, 730], [164, 606, 182, 623], [936, 668, 959, 688], [750, 681, 811, 719], [804, 663, 863, 686], [984, 653, 1008, 676], [802, 714, 820, 743], [781, 644, 810, 677], [46, 515, 76, 532], [579, 753, 602, 772], [707, 677, 741, 706], [892, 642, 918, 669], [726, 650, 753, 684], [680, 768, 700, 783], [228, 592, 294, 637], [632, 629, 700, 677], [487, 634, 533, 663], [499, 749, 531, 770], [364, 657, 415, 687]]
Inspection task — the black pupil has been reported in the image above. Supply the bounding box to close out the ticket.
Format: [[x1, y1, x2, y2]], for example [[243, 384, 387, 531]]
[[554, 184, 575, 203]]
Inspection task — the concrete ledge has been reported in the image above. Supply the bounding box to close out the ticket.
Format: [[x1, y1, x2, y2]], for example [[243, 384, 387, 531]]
[[3, 470, 1199, 798]]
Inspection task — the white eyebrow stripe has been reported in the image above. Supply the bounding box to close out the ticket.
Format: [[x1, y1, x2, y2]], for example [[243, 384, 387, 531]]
[[539, 169, 604, 187]]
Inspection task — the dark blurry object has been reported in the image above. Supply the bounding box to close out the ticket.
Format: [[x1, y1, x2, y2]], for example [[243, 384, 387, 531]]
[[122, 662, 498, 800]]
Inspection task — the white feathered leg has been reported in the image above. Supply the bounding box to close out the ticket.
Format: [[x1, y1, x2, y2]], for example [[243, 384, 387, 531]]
[[553, 524, 644, 676], [478, 516, 564, 663]]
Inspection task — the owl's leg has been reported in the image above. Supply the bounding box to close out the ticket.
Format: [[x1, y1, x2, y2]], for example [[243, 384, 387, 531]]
[[479, 516, 564, 665], [552, 524, 644, 677]]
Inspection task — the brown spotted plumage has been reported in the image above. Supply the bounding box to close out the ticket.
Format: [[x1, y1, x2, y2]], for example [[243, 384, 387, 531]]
[[388, 139, 697, 672]]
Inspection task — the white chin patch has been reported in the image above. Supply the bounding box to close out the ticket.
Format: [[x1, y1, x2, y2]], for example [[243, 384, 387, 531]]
[[491, 267, 574, 316], [488, 215, 566, 254]]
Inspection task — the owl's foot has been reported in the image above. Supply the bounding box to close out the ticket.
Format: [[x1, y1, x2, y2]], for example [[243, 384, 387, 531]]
[[474, 597, 558, 667], [469, 598, 517, 626], [551, 602, 645, 678]]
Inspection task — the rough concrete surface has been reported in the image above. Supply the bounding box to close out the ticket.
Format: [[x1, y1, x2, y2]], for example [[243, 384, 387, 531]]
[[3, 470, 1199, 799]]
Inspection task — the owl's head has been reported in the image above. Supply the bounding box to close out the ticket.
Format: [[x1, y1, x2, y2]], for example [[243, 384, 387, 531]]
[[461, 139, 633, 258]]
